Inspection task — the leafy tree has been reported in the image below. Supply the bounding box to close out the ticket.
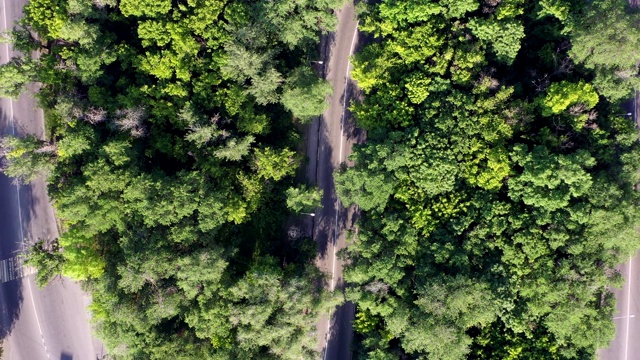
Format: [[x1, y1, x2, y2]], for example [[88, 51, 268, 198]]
[[539, 81, 599, 116], [468, 18, 525, 64], [3, 0, 342, 357], [119, 0, 172, 17], [254, 147, 297, 181], [24, 239, 65, 287], [0, 59, 35, 99], [285, 185, 322, 213], [22, 0, 68, 40], [281, 66, 333, 121], [214, 135, 255, 161], [570, 0, 640, 101], [58, 228, 105, 280], [339, 0, 640, 358], [0, 135, 56, 183]]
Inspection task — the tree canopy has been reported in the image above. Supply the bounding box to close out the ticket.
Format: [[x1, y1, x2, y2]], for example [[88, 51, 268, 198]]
[[338, 0, 640, 358], [2, 0, 343, 358]]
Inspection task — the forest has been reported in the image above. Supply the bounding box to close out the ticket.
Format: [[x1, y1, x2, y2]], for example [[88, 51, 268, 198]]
[[2, 0, 640, 359], [336, 0, 640, 359], [1, 0, 342, 358]]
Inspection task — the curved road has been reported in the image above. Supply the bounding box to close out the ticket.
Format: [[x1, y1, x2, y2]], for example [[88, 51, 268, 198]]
[[1, 1, 102, 359]]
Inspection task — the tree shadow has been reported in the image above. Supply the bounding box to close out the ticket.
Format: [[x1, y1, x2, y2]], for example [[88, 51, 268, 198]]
[[0, 106, 44, 239], [0, 104, 29, 340], [312, 117, 339, 260], [342, 79, 366, 146], [322, 300, 356, 360], [0, 277, 25, 339]]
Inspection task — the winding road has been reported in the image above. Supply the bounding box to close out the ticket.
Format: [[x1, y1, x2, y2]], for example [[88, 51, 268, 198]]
[[0, 1, 102, 359]]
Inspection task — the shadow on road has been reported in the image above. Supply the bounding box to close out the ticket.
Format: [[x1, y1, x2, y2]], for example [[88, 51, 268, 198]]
[[0, 279, 24, 339], [324, 301, 355, 360], [0, 106, 50, 243], [0, 102, 28, 340], [342, 79, 365, 146], [60, 351, 73, 360], [315, 121, 340, 260]]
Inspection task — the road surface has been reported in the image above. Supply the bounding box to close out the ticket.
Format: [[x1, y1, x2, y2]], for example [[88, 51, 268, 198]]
[[598, 252, 640, 360], [306, 3, 363, 359], [0, 1, 103, 359]]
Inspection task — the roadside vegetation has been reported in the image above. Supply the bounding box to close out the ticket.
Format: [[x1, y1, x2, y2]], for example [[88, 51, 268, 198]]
[[337, 0, 640, 359], [1, 0, 341, 358]]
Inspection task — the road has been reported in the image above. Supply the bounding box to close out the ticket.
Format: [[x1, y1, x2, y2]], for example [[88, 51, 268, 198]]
[[598, 252, 640, 360], [0, 1, 103, 359], [306, 3, 363, 360], [598, 93, 640, 360]]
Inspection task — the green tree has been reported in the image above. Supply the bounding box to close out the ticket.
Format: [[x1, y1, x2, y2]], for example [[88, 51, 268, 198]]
[[22, 0, 68, 40], [254, 147, 297, 181], [286, 185, 323, 213], [539, 81, 599, 116], [58, 229, 105, 280], [119, 0, 172, 17], [570, 0, 640, 101], [468, 18, 525, 64], [281, 66, 332, 121], [24, 239, 65, 287], [0, 59, 35, 99], [0, 135, 56, 183]]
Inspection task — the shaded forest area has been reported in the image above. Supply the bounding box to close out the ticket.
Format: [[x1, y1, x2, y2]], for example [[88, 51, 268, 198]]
[[336, 0, 640, 359], [1, 0, 342, 358]]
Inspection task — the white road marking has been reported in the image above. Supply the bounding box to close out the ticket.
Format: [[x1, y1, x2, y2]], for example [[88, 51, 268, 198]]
[[1, 2, 51, 359], [625, 256, 632, 360], [324, 19, 359, 360], [0, 256, 35, 283], [614, 315, 635, 320]]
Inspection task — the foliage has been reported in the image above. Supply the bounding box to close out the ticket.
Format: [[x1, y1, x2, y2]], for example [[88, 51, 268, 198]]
[[286, 185, 323, 213], [24, 239, 65, 288], [539, 81, 599, 116], [340, 0, 640, 358], [0, 59, 35, 99], [2, 0, 341, 358], [569, 0, 640, 101], [281, 66, 332, 121], [0, 135, 56, 183]]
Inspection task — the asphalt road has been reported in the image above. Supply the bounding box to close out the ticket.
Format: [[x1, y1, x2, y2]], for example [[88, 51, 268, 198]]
[[1, 1, 103, 359], [306, 3, 363, 360], [598, 251, 640, 360]]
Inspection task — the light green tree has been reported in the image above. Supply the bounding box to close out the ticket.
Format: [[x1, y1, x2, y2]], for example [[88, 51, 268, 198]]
[[286, 185, 323, 213], [58, 229, 105, 280], [214, 136, 255, 161], [539, 81, 599, 116], [119, 0, 172, 17], [253, 147, 297, 181], [0, 135, 56, 183], [281, 67, 332, 121], [468, 18, 525, 64], [0, 59, 35, 99]]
